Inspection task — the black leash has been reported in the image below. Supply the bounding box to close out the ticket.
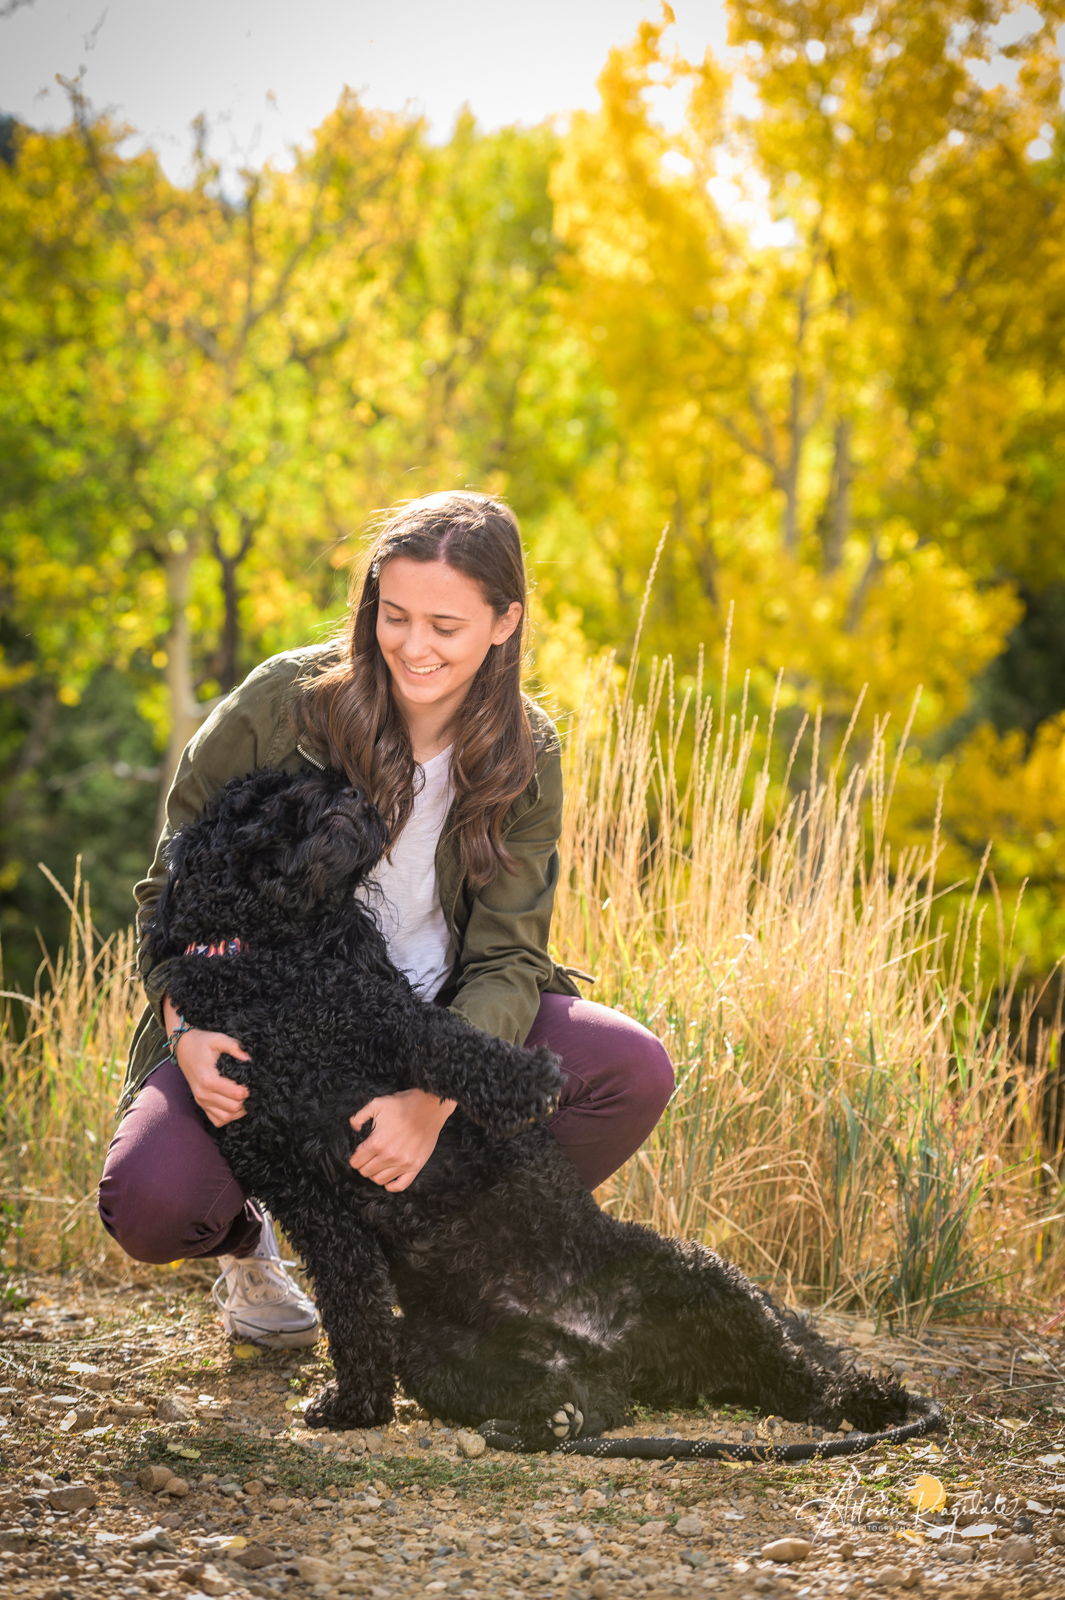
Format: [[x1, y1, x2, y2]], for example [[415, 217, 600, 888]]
[[478, 1393, 943, 1461]]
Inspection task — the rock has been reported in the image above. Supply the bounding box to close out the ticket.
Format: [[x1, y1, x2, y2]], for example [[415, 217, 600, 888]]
[[591, 1583, 610, 1600], [762, 1537, 812, 1562], [870, 1567, 904, 1589], [128, 1525, 178, 1553], [59, 1405, 97, 1432], [680, 1549, 710, 1568], [839, 1419, 855, 1433], [640, 1520, 668, 1537], [674, 1513, 704, 1538], [266, 1497, 289, 1512], [139, 1466, 174, 1492], [158, 1512, 184, 1530], [999, 1536, 1037, 1564], [162, 1477, 188, 1497], [1013, 1515, 1035, 1535], [938, 1544, 975, 1564], [456, 1430, 486, 1458], [900, 1573, 920, 1592], [233, 1543, 278, 1569], [581, 1488, 608, 1508], [242, 1479, 265, 1497], [156, 1393, 194, 1423], [364, 1429, 384, 1453], [47, 1482, 99, 1513], [111, 1401, 148, 1418], [295, 1556, 337, 1584], [180, 1562, 230, 1596], [71, 1368, 115, 1392], [193, 1563, 229, 1596]]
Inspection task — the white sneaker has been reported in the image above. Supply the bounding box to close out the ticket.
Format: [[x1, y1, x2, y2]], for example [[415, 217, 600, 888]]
[[213, 1210, 320, 1350]]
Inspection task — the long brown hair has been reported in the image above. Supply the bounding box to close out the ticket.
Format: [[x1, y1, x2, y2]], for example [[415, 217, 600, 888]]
[[293, 492, 539, 888]]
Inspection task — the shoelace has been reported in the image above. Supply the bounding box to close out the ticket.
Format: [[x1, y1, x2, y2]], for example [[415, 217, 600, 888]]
[[211, 1253, 304, 1312]]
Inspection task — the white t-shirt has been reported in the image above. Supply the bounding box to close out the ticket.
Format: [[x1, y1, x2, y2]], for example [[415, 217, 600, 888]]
[[358, 744, 455, 999]]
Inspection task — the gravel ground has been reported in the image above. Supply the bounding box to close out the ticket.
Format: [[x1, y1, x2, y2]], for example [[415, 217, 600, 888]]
[[2, 1274, 1065, 1600]]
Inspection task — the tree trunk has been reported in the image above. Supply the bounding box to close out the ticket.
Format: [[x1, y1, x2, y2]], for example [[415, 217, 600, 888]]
[[209, 516, 256, 694], [155, 535, 204, 837], [822, 416, 853, 572]]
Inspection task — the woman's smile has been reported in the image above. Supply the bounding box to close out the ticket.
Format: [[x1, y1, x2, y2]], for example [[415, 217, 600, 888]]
[[376, 556, 521, 756]]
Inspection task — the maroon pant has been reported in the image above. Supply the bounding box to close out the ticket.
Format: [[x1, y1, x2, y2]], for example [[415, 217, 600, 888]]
[[98, 994, 674, 1264]]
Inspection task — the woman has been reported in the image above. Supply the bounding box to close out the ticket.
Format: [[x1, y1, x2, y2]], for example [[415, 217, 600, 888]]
[[99, 492, 674, 1348]]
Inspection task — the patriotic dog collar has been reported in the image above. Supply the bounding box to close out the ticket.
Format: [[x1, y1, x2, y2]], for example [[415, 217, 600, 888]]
[[184, 938, 245, 957]]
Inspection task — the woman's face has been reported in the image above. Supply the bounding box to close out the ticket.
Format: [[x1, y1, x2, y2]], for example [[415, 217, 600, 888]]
[[376, 557, 522, 729]]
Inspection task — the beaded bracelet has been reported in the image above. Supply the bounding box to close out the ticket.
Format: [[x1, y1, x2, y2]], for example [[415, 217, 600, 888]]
[[166, 1016, 192, 1061]]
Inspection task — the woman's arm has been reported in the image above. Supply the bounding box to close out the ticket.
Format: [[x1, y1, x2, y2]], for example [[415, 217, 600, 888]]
[[162, 994, 251, 1127]]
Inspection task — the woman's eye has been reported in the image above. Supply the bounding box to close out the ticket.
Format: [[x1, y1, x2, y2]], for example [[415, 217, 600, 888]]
[[435, 627, 457, 637]]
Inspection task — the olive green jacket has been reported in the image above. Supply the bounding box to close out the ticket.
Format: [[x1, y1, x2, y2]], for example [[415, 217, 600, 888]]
[[121, 644, 580, 1113]]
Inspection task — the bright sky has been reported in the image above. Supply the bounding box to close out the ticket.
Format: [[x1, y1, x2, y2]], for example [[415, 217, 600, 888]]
[[0, 0, 731, 180]]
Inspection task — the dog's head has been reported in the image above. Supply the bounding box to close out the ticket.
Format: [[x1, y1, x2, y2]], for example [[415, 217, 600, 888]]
[[145, 767, 389, 957]]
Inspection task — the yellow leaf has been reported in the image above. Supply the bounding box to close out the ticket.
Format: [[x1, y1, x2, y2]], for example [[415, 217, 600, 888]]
[[896, 1529, 925, 1545], [224, 1536, 247, 1550], [908, 1474, 946, 1513], [167, 1443, 200, 1458], [233, 1344, 261, 1361], [284, 1397, 302, 1410]]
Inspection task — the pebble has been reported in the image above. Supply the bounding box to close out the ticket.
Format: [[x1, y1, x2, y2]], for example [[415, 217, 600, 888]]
[[456, 1430, 486, 1458], [139, 1465, 174, 1492], [938, 1543, 976, 1563], [296, 1555, 338, 1583], [674, 1512, 704, 1537], [233, 1543, 279, 1569], [129, 1526, 179, 1553], [47, 1482, 98, 1512], [762, 1536, 812, 1561], [179, 1561, 228, 1596], [870, 1567, 904, 1589], [999, 1534, 1037, 1563], [156, 1392, 194, 1422]]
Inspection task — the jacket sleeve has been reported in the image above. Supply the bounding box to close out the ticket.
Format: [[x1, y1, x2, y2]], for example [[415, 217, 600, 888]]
[[446, 740, 566, 1047], [133, 657, 291, 1027]]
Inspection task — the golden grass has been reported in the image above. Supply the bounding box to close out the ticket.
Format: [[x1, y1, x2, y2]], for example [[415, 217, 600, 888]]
[[558, 655, 1065, 1325], [0, 863, 139, 1278], [2, 658, 1064, 1323]]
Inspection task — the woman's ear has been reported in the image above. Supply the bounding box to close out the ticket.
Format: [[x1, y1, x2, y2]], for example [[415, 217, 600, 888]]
[[492, 601, 523, 647]]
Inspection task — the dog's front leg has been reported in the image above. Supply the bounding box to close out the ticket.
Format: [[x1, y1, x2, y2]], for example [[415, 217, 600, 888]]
[[403, 1002, 562, 1139], [290, 1226, 397, 1431]]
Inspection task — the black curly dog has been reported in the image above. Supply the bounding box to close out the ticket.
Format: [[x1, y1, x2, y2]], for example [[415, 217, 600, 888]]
[[145, 766, 915, 1451]]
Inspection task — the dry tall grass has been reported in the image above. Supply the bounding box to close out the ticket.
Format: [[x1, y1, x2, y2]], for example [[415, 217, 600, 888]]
[[1, 864, 138, 1277], [557, 655, 1065, 1325], [3, 662, 1064, 1324]]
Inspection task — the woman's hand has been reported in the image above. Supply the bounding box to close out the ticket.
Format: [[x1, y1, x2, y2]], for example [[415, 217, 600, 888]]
[[350, 1089, 456, 1192], [163, 995, 250, 1128]]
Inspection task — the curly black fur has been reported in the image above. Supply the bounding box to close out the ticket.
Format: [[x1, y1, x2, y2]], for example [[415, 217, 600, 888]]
[[144, 767, 911, 1446]]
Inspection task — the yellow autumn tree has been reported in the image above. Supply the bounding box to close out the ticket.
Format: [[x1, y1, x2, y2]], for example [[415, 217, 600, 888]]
[[547, 0, 1065, 974]]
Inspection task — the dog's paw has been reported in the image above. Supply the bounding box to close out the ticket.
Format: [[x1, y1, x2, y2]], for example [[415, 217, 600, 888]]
[[548, 1401, 584, 1440], [304, 1380, 392, 1432]]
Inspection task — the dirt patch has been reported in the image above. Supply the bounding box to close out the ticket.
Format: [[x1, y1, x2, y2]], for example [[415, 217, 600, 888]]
[[1, 1275, 1064, 1600]]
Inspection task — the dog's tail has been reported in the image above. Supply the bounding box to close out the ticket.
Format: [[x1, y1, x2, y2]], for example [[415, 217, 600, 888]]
[[478, 1391, 943, 1461]]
